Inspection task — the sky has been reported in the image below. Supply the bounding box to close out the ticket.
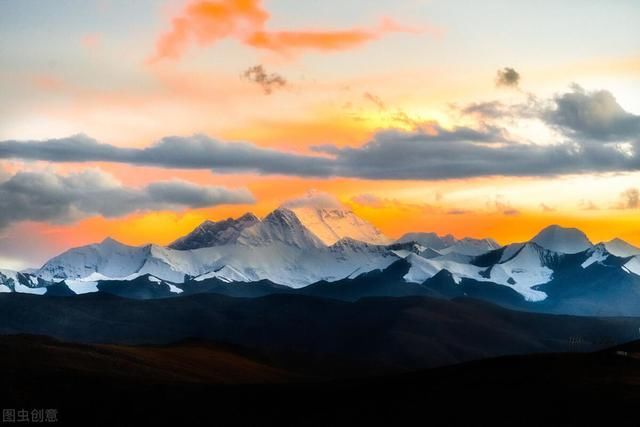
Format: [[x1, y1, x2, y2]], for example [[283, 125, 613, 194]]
[[0, 0, 639, 269]]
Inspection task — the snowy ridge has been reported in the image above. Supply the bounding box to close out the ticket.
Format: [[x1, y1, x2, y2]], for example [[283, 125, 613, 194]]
[[195, 265, 251, 283], [403, 242, 557, 301], [0, 269, 46, 295], [35, 210, 398, 288], [395, 233, 499, 256], [235, 208, 325, 249], [6, 213, 640, 302], [38, 237, 150, 281]]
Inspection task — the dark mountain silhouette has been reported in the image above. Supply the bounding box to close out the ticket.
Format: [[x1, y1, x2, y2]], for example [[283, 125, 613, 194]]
[[1, 292, 639, 371]]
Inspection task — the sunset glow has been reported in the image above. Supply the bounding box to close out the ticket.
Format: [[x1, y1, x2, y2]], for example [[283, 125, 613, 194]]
[[1, 0, 639, 268]]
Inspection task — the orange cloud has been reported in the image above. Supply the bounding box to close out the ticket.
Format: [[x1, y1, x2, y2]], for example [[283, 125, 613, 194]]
[[149, 0, 423, 62]]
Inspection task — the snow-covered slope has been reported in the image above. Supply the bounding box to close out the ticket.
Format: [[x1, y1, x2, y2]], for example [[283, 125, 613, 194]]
[[194, 265, 251, 283], [289, 206, 390, 246], [403, 243, 556, 302], [499, 243, 526, 262], [0, 269, 46, 295], [326, 238, 398, 279], [581, 244, 610, 268], [484, 243, 555, 301], [38, 238, 150, 281], [623, 256, 640, 276], [603, 238, 640, 258], [531, 225, 592, 254]]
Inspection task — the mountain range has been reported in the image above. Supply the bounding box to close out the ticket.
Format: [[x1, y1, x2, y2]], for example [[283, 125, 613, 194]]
[[1, 205, 640, 316]]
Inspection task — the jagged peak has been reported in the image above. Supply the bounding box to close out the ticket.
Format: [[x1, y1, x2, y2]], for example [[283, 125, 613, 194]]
[[264, 207, 300, 222], [238, 212, 260, 222], [262, 208, 309, 231], [195, 212, 259, 230], [169, 212, 261, 250], [233, 207, 325, 249]]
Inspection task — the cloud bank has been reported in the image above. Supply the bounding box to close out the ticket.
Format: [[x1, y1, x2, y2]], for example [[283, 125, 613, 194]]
[[2, 87, 638, 181], [0, 169, 254, 229], [1, 129, 639, 180]]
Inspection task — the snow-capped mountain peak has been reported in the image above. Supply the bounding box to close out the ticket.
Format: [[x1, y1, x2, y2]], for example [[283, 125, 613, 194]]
[[288, 205, 390, 246], [530, 225, 593, 254], [603, 238, 640, 258], [236, 208, 325, 249]]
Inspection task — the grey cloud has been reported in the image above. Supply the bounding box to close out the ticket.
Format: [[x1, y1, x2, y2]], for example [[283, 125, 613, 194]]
[[0, 169, 254, 229], [0, 166, 9, 183], [242, 65, 287, 95], [2, 121, 640, 180], [317, 129, 640, 180], [544, 85, 640, 142], [461, 86, 640, 143], [0, 134, 334, 176], [461, 101, 508, 119], [146, 181, 254, 208], [460, 94, 543, 121], [0, 134, 131, 163], [496, 67, 520, 88]]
